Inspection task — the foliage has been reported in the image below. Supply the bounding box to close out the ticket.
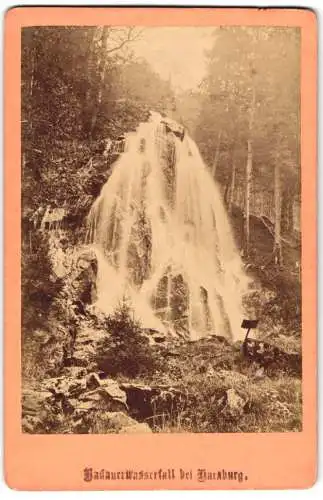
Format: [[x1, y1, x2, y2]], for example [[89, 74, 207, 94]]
[[22, 230, 64, 334], [189, 27, 300, 238], [22, 27, 174, 215], [96, 299, 162, 378]]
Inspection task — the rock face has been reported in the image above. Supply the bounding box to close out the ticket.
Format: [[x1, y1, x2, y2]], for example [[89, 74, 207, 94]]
[[22, 374, 135, 434], [71, 326, 107, 367], [22, 385, 58, 433], [100, 379, 128, 407], [43, 375, 87, 397], [120, 382, 187, 424], [72, 249, 98, 305], [22, 244, 101, 381], [22, 371, 188, 434]]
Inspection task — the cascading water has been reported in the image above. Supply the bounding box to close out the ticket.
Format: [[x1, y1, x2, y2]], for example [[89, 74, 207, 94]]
[[87, 111, 249, 341]]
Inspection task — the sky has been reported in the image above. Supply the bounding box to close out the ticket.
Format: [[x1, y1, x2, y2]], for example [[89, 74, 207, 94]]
[[132, 27, 215, 92]]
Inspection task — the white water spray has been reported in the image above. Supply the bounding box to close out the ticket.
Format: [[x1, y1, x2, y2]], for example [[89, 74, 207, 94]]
[[87, 112, 249, 340]]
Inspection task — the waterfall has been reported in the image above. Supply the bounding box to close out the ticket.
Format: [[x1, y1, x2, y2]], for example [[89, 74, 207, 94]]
[[87, 112, 249, 341]]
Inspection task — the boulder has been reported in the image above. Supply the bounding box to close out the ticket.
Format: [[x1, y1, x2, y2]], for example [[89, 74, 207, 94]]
[[86, 372, 101, 391], [99, 412, 152, 434], [22, 386, 62, 433], [22, 388, 54, 416], [100, 379, 128, 407], [225, 388, 246, 417], [70, 410, 152, 434], [42, 376, 87, 398], [218, 388, 246, 420], [22, 375, 131, 434], [120, 382, 187, 421], [77, 379, 128, 412], [75, 400, 98, 412]]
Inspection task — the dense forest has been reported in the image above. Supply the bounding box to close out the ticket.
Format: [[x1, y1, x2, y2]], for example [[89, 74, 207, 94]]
[[22, 27, 174, 217], [22, 27, 302, 435], [22, 27, 300, 261], [180, 27, 300, 261]]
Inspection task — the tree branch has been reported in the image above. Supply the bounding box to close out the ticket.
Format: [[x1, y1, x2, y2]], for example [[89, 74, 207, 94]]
[[105, 27, 143, 54]]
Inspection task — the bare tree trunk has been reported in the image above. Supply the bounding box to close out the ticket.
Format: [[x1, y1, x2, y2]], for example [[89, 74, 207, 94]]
[[273, 161, 283, 265], [243, 139, 252, 256], [288, 197, 295, 233], [228, 158, 236, 215], [90, 27, 111, 138], [88, 27, 137, 139], [224, 180, 230, 206], [281, 187, 295, 235], [211, 130, 222, 178], [243, 80, 256, 257], [281, 190, 289, 234], [82, 28, 101, 137]]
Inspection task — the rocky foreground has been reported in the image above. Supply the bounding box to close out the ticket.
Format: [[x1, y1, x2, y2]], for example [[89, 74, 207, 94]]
[[22, 242, 302, 434], [22, 325, 302, 434]]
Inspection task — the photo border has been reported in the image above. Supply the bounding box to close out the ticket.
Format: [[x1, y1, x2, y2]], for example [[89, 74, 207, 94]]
[[4, 6, 317, 490]]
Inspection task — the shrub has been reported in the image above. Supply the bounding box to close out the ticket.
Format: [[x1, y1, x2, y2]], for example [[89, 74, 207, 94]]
[[95, 298, 162, 378]]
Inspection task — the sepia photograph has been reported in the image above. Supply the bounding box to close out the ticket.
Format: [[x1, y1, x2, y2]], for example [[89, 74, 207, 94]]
[[21, 25, 301, 435]]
